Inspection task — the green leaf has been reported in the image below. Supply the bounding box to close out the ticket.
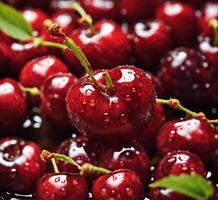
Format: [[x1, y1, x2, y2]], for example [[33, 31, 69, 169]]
[[0, 2, 33, 41], [149, 173, 213, 200]]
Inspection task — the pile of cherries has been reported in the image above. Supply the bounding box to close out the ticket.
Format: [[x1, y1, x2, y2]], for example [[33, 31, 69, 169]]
[[1, 0, 218, 200]]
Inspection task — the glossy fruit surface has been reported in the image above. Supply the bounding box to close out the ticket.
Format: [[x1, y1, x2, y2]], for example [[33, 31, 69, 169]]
[[92, 169, 145, 200], [0, 137, 47, 193], [36, 172, 88, 200], [66, 65, 155, 140]]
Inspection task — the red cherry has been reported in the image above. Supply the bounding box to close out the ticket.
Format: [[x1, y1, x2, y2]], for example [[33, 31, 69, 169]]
[[0, 79, 27, 134], [118, 0, 162, 24], [157, 117, 218, 162], [66, 65, 156, 140], [63, 20, 131, 75], [98, 140, 150, 182], [138, 103, 166, 151], [19, 55, 69, 89], [0, 137, 47, 193], [56, 135, 100, 173], [22, 8, 48, 35], [52, 9, 80, 34], [41, 73, 77, 131], [156, 1, 199, 47], [36, 172, 88, 200], [155, 151, 206, 179], [130, 19, 171, 70], [159, 47, 210, 104], [79, 0, 120, 22], [92, 169, 145, 200]]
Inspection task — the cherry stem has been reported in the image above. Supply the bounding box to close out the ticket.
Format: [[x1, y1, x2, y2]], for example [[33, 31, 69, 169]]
[[51, 158, 59, 173], [71, 2, 96, 36], [210, 19, 218, 46], [21, 86, 40, 97], [103, 72, 114, 90], [33, 37, 67, 50]]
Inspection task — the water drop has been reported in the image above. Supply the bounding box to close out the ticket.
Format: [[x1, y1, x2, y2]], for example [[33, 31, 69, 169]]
[[89, 99, 96, 107], [125, 95, 132, 102], [103, 113, 110, 123], [132, 88, 137, 93], [126, 187, 133, 196]]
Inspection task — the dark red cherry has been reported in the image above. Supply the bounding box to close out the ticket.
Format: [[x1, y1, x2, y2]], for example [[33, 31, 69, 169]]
[[56, 135, 100, 173], [0, 41, 48, 75], [36, 172, 88, 200], [130, 19, 171, 70], [155, 151, 206, 179], [0, 137, 47, 193], [98, 140, 150, 182], [157, 117, 218, 162], [92, 169, 145, 200], [118, 0, 162, 24], [41, 73, 77, 131], [52, 9, 80, 35], [156, 1, 199, 47], [79, 0, 120, 22], [66, 65, 156, 140], [197, 2, 218, 37], [159, 47, 210, 104], [19, 55, 69, 89], [150, 188, 191, 200], [0, 79, 27, 134], [63, 20, 131, 76], [22, 8, 48, 35], [138, 104, 166, 151]]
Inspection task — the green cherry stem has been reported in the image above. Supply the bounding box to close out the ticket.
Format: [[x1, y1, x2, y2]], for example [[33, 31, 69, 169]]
[[103, 72, 114, 90], [21, 86, 40, 97], [51, 158, 60, 173], [71, 2, 96, 36], [210, 19, 218, 46]]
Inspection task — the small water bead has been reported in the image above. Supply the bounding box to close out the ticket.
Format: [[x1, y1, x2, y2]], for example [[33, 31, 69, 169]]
[[132, 88, 137, 93], [126, 187, 134, 196], [89, 99, 96, 107], [103, 113, 111, 123], [125, 95, 132, 102]]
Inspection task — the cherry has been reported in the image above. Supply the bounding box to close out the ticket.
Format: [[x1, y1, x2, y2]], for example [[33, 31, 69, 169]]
[[36, 172, 88, 200], [138, 103, 166, 151], [159, 47, 210, 104], [19, 55, 69, 89], [157, 117, 218, 162], [98, 140, 150, 182], [79, 0, 120, 22], [21, 8, 48, 35], [41, 73, 77, 131], [63, 20, 131, 75], [156, 1, 199, 47], [118, 0, 162, 24], [66, 65, 156, 140], [130, 19, 171, 70], [50, 0, 76, 11], [155, 151, 206, 180], [56, 135, 100, 173], [0, 78, 27, 134], [0, 137, 47, 193], [92, 169, 145, 200], [52, 9, 80, 35], [0, 31, 13, 45], [0, 41, 48, 75]]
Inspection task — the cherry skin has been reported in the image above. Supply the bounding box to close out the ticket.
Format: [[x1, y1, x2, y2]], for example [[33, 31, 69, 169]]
[[41, 73, 77, 131], [118, 0, 162, 24], [138, 103, 166, 151], [56, 135, 100, 173], [130, 19, 171, 70], [49, 0, 76, 11], [66, 65, 156, 140], [155, 150, 206, 180], [36, 172, 88, 200], [79, 0, 120, 22], [0, 137, 47, 193], [98, 140, 150, 182], [92, 169, 145, 200], [19, 55, 69, 89], [52, 9, 80, 35], [156, 1, 199, 47], [0, 79, 27, 134], [159, 47, 210, 104], [22, 8, 48, 35], [157, 117, 218, 162], [63, 20, 132, 76]]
